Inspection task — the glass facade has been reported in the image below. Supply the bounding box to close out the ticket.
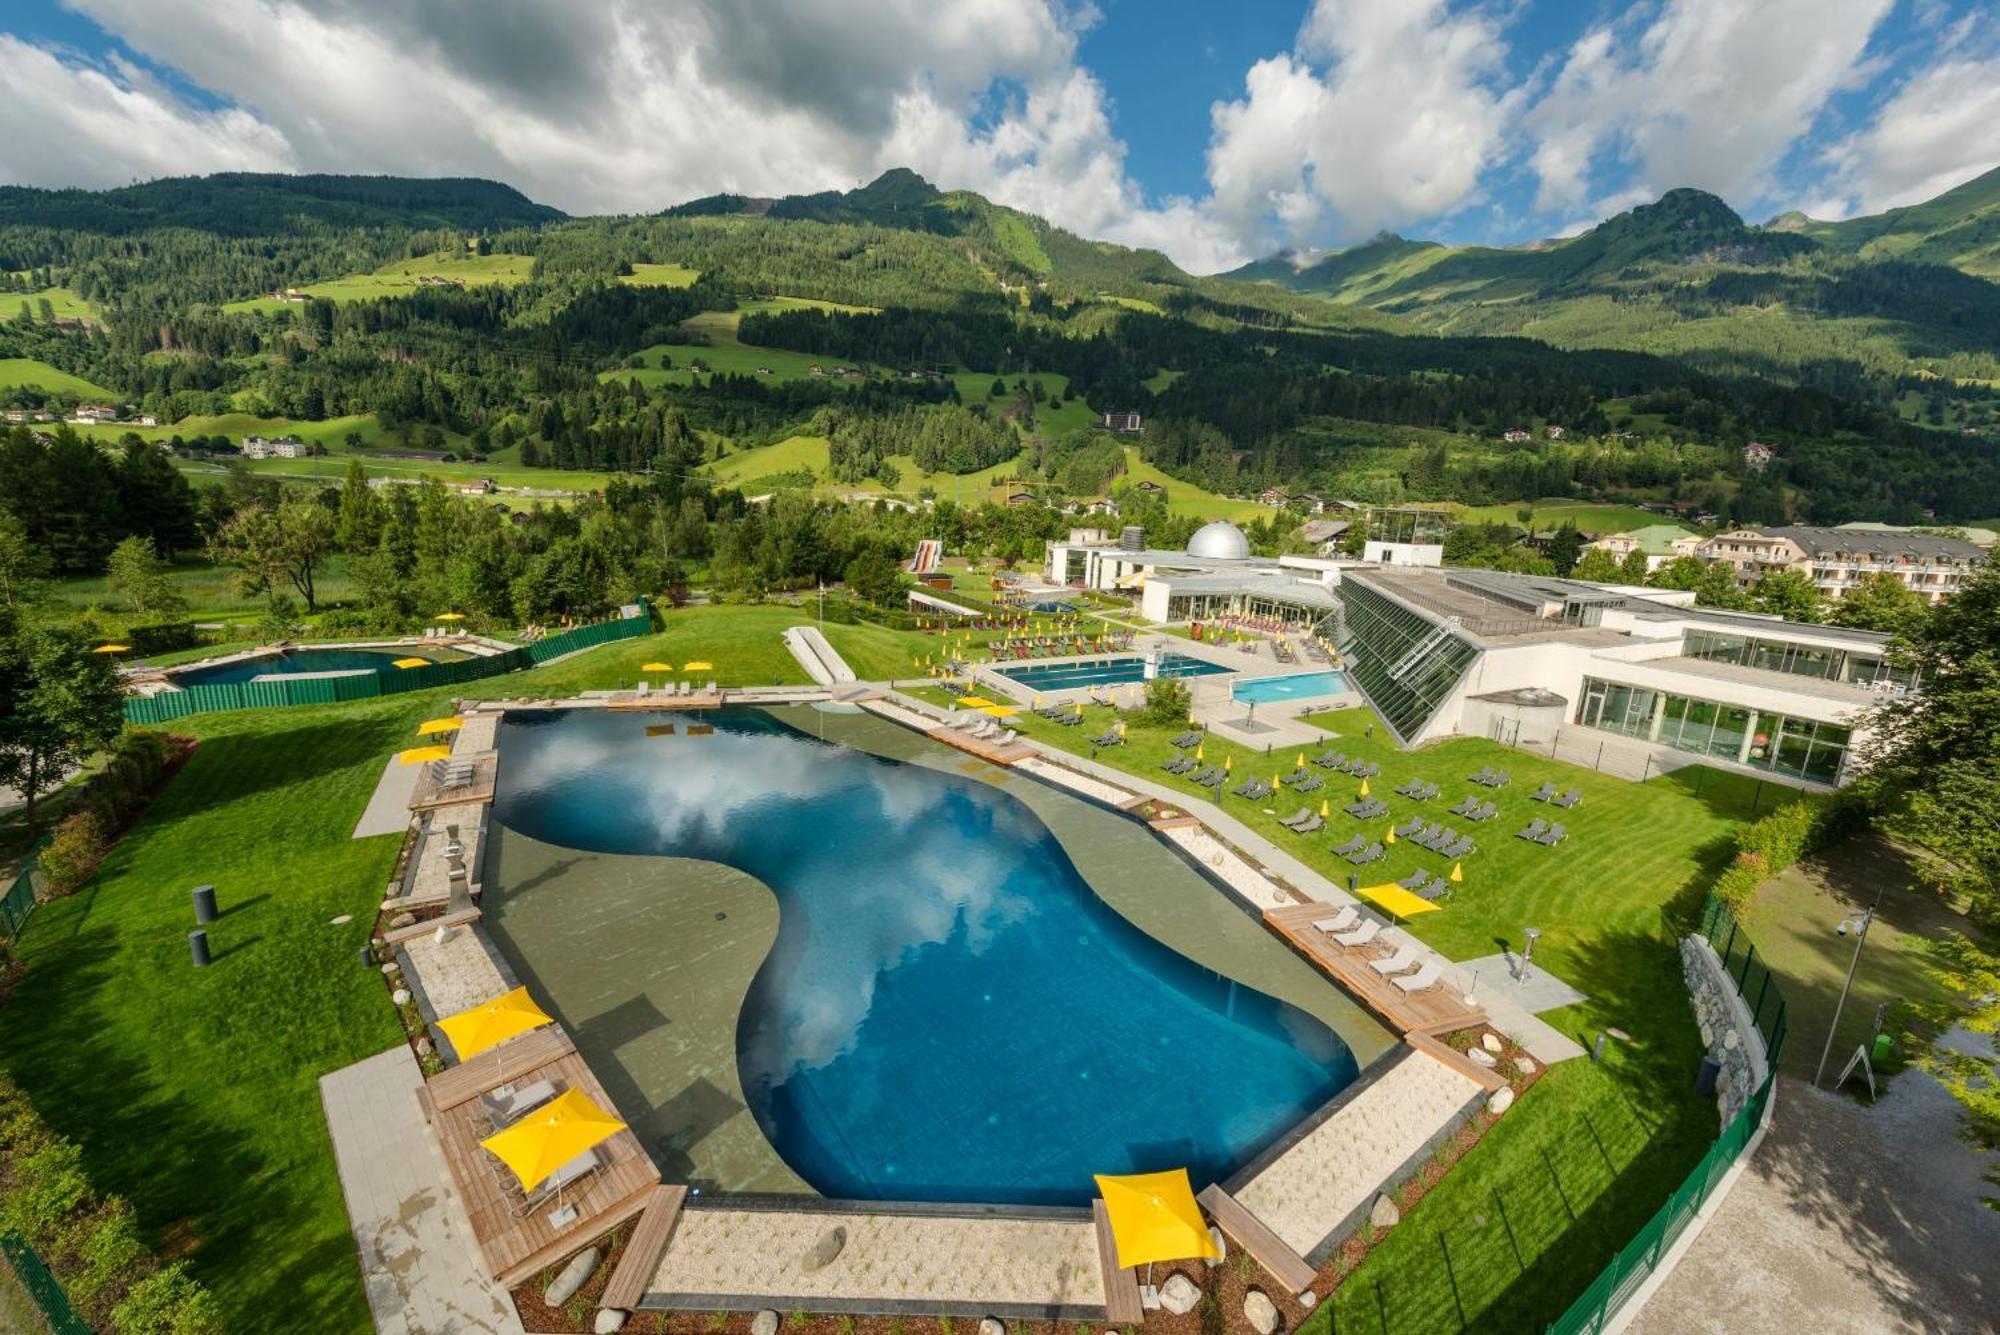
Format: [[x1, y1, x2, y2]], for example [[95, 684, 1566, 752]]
[[1338, 581, 1479, 740], [1682, 627, 1914, 689], [1576, 676, 1852, 784]]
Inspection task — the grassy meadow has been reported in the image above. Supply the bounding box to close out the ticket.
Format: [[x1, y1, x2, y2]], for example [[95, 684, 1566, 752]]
[[220, 250, 538, 314], [0, 286, 100, 322], [0, 356, 119, 400]]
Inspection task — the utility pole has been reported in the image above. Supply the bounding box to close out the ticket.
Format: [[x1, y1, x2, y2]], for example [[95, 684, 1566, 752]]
[[1814, 886, 1884, 1088]]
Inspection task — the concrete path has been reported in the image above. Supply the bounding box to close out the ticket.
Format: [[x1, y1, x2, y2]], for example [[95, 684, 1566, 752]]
[[354, 755, 421, 839], [1626, 1060, 2000, 1335], [782, 626, 856, 685], [321, 1045, 524, 1335]]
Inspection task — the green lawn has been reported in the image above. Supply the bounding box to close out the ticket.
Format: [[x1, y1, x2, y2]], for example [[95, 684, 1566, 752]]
[[0, 285, 99, 323], [220, 251, 537, 314], [1450, 499, 1692, 537], [1117, 447, 1273, 523], [621, 263, 701, 289], [701, 434, 1027, 506], [0, 357, 117, 399]]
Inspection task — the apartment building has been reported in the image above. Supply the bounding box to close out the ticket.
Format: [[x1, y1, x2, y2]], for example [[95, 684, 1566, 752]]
[[1695, 526, 1984, 603]]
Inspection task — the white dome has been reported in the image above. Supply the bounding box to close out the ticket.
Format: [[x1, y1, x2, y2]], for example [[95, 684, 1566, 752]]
[[1187, 520, 1251, 560]]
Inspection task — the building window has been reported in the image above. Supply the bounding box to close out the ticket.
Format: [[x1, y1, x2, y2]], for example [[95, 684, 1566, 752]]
[[1577, 677, 1853, 783]]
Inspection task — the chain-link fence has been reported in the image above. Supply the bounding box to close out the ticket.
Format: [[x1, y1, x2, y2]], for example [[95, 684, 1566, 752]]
[[0, 838, 49, 943], [0, 1232, 91, 1335]]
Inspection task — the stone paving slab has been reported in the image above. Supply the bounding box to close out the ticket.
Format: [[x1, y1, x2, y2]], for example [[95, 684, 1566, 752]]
[[321, 1045, 525, 1335], [648, 1207, 1105, 1313], [355, 755, 422, 839], [1457, 951, 1589, 1014], [402, 924, 512, 1024]]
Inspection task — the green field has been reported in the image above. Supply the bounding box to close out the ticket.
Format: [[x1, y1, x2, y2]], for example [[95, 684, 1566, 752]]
[[620, 262, 701, 288], [221, 251, 538, 314], [0, 356, 118, 399], [703, 433, 1026, 504], [1116, 447, 1269, 522], [0, 285, 100, 323], [1451, 498, 1695, 536]]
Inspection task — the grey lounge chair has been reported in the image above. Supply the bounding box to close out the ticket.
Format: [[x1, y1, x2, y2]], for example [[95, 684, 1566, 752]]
[[1233, 777, 1261, 797], [1331, 835, 1365, 858], [1291, 772, 1324, 793], [1491, 771, 1511, 788], [1291, 814, 1324, 834], [1441, 835, 1475, 859], [1331, 918, 1380, 948], [1352, 761, 1380, 779], [1467, 802, 1498, 823], [1395, 817, 1425, 839], [1529, 782, 1557, 803], [1469, 767, 1496, 785], [1393, 961, 1444, 993], [1413, 875, 1449, 901], [1449, 795, 1479, 816], [1516, 818, 1549, 841], [1279, 807, 1313, 828], [1552, 789, 1582, 808], [1369, 944, 1422, 976], [1416, 781, 1441, 801], [1349, 842, 1385, 865], [1396, 779, 1423, 798], [1397, 869, 1428, 890], [1535, 822, 1568, 846]]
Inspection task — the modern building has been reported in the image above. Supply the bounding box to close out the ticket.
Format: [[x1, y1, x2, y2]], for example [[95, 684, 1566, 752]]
[[1043, 521, 1342, 629], [1586, 524, 1704, 572], [1362, 505, 1449, 567], [1336, 566, 1897, 785], [1694, 525, 1984, 603], [241, 435, 310, 459]]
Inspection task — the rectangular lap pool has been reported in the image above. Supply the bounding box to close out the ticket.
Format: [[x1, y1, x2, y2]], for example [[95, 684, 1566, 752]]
[[1232, 670, 1348, 704], [995, 652, 1231, 692]]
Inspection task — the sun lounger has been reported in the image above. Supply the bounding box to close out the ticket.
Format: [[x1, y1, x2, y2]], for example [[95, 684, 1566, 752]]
[[1331, 918, 1380, 948], [1535, 822, 1568, 846], [1397, 870, 1429, 891], [1352, 761, 1379, 779], [1291, 771, 1323, 793], [1469, 767, 1496, 785], [1414, 781, 1440, 801], [1552, 788, 1582, 808], [1278, 806, 1312, 827], [1090, 730, 1122, 747], [1348, 842, 1384, 865], [1441, 835, 1475, 859], [1331, 835, 1365, 858], [1529, 782, 1557, 803], [1467, 802, 1498, 822], [634, 680, 650, 697], [1245, 780, 1273, 800], [476, 1078, 560, 1132], [1170, 731, 1202, 748], [1395, 817, 1425, 839], [507, 1147, 603, 1218], [1516, 818, 1549, 841], [1413, 875, 1449, 901], [1233, 777, 1261, 796], [1312, 905, 1359, 934], [1290, 814, 1323, 834], [1393, 961, 1444, 993], [1396, 779, 1425, 798], [1449, 795, 1479, 816], [1369, 944, 1422, 976]]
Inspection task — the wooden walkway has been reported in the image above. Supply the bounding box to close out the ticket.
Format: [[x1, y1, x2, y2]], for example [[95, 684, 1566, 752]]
[[410, 752, 497, 811], [425, 1025, 573, 1108], [419, 1036, 660, 1287], [605, 691, 725, 711], [1197, 1185, 1316, 1296], [1091, 1200, 1144, 1325], [926, 727, 1035, 766], [1264, 902, 1486, 1035], [600, 1184, 687, 1314]]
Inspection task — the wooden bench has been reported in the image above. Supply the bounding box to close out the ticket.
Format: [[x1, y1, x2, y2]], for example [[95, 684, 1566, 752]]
[[1197, 1185, 1317, 1296], [600, 1184, 687, 1313], [1092, 1199, 1145, 1324]]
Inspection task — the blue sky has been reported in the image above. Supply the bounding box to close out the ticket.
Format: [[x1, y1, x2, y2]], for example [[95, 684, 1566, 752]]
[[1, 1, 1995, 270]]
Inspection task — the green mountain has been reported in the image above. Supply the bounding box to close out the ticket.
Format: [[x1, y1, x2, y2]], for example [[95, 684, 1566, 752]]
[[1774, 165, 2000, 277], [666, 167, 957, 231], [0, 173, 564, 235]]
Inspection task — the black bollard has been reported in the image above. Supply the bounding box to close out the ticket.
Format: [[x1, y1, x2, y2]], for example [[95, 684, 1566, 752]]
[[189, 930, 211, 968], [1695, 1057, 1721, 1097], [192, 884, 218, 924], [358, 945, 375, 969]]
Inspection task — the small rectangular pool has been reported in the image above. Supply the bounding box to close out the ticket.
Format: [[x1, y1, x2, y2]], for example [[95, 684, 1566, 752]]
[[1232, 670, 1348, 704], [996, 653, 1232, 692]]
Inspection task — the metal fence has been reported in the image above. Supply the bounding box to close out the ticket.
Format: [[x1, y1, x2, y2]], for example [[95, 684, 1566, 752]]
[[122, 606, 652, 725], [1543, 891, 1783, 1335], [0, 1232, 91, 1335], [0, 839, 48, 943]]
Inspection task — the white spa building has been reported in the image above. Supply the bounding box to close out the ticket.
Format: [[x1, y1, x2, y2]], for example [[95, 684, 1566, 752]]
[[1045, 522, 1902, 787]]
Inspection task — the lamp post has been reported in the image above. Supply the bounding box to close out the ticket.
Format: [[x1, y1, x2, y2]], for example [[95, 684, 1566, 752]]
[[1521, 927, 1542, 982], [1813, 901, 1879, 1089]]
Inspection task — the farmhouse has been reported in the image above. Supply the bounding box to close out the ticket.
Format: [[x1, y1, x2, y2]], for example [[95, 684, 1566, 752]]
[[1097, 410, 1143, 432], [1743, 441, 1776, 470], [240, 435, 310, 459]]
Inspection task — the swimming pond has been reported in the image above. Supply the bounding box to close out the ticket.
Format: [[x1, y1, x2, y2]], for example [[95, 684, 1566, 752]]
[[995, 652, 1232, 692], [489, 707, 1361, 1206], [1232, 670, 1349, 704], [170, 645, 452, 686]]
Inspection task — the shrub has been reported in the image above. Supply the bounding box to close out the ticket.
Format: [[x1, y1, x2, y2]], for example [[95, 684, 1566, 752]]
[[1127, 676, 1192, 728], [1713, 788, 1870, 911], [37, 810, 108, 900], [113, 1263, 224, 1335]]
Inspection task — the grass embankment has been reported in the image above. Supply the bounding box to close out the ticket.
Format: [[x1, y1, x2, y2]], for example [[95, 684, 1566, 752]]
[[220, 251, 539, 314], [909, 691, 1742, 1329], [1450, 498, 1696, 536], [1, 286, 99, 322], [0, 357, 118, 400]]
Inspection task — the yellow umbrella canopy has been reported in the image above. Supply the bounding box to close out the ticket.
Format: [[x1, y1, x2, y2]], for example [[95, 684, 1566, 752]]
[[1093, 1169, 1219, 1270], [435, 612, 466, 622], [1450, 862, 1465, 884], [1319, 798, 1330, 817], [437, 985, 553, 1062], [392, 657, 430, 669], [641, 661, 674, 673], [957, 695, 996, 708], [480, 1087, 626, 1192], [979, 704, 1020, 718], [91, 643, 132, 654], [397, 744, 452, 765], [1354, 880, 1442, 920], [1385, 825, 1398, 844], [416, 716, 464, 736], [1358, 777, 1371, 797], [682, 660, 715, 672]]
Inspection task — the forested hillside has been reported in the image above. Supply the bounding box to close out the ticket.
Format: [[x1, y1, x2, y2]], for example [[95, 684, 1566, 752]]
[[2, 164, 1997, 595]]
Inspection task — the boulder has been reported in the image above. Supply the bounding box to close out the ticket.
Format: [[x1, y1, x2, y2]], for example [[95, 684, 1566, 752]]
[[1243, 1289, 1280, 1335], [1481, 1032, 1503, 1053], [1204, 1225, 1227, 1266], [751, 1313, 779, 1335], [391, 988, 412, 1007], [432, 923, 454, 944], [979, 1320, 1005, 1335], [389, 912, 417, 929], [1515, 1057, 1537, 1076], [1369, 1193, 1400, 1229], [330, 913, 353, 926], [596, 1312, 628, 1334], [414, 1036, 433, 1057], [1466, 1047, 1497, 1068], [802, 1225, 846, 1272], [1296, 1291, 1318, 1311], [1487, 1087, 1516, 1116], [543, 1246, 599, 1307], [1158, 1273, 1201, 1315], [380, 962, 401, 976]]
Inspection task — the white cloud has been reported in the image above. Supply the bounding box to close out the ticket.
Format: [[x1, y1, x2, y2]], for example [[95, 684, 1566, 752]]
[[1205, 0, 1519, 248], [1815, 54, 2000, 216], [1526, 0, 1894, 213]]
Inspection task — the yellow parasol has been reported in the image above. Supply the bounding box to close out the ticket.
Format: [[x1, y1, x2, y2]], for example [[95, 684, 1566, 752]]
[[1093, 1169, 1219, 1271], [392, 657, 429, 669], [1319, 798, 1330, 817], [1195, 743, 1204, 760], [397, 745, 452, 765], [1295, 752, 1305, 769], [979, 704, 1020, 718], [641, 662, 673, 673], [1358, 777, 1371, 797], [416, 716, 464, 736], [957, 695, 996, 708], [480, 1087, 625, 1193], [1450, 862, 1464, 884], [437, 985, 553, 1062], [1224, 753, 1233, 773], [1354, 880, 1442, 920], [435, 612, 466, 622], [682, 660, 714, 672], [1385, 825, 1398, 844], [92, 643, 131, 654]]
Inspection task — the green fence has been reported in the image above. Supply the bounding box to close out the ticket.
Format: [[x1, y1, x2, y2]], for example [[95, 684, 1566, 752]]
[[1545, 894, 1785, 1335], [122, 605, 653, 725], [0, 1232, 91, 1335], [0, 838, 48, 943]]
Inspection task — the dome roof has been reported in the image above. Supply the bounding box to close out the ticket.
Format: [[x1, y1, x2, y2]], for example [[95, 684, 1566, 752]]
[[1187, 520, 1251, 560]]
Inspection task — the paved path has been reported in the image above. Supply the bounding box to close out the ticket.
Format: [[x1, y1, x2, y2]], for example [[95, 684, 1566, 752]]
[[1626, 1061, 2000, 1335], [321, 1045, 524, 1335], [354, 755, 421, 838]]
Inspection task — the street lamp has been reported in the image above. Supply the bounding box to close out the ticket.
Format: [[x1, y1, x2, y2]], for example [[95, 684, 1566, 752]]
[[1521, 927, 1542, 982], [1814, 903, 1878, 1088]]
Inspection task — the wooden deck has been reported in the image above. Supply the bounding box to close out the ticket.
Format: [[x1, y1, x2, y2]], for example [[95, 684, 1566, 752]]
[[1197, 1185, 1316, 1296], [424, 1025, 574, 1110], [420, 1033, 661, 1287], [1091, 1200, 1144, 1325], [1264, 903, 1486, 1036], [605, 691, 726, 711], [600, 1184, 687, 1313], [410, 751, 497, 811], [926, 727, 1035, 766]]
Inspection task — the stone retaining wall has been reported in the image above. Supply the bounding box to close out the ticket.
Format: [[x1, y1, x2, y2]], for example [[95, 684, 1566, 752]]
[[1680, 935, 1768, 1125]]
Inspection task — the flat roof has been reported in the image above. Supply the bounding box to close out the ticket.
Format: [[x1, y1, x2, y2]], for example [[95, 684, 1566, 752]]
[[1641, 656, 1880, 709], [1152, 570, 1342, 609]]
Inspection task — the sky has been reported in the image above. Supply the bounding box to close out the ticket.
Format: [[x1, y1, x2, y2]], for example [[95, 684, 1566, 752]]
[[0, 0, 1995, 274]]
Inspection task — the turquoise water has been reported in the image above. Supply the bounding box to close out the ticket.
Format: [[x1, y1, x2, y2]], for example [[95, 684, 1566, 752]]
[[171, 646, 438, 686], [1233, 670, 1348, 704], [996, 652, 1232, 692], [491, 707, 1358, 1206]]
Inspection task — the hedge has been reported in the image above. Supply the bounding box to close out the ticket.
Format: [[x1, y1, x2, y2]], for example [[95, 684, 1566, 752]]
[[1713, 787, 1869, 911]]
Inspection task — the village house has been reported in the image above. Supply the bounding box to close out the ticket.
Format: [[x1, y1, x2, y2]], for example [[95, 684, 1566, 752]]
[[67, 403, 122, 424], [1695, 525, 1986, 603], [1743, 441, 1776, 470], [1503, 428, 1532, 443], [1546, 425, 1566, 440], [457, 479, 497, 496], [1296, 517, 1352, 555], [1004, 491, 1039, 507], [1586, 524, 1705, 573], [1257, 485, 1291, 507], [240, 435, 310, 459], [1097, 410, 1143, 433], [1133, 480, 1165, 497]]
